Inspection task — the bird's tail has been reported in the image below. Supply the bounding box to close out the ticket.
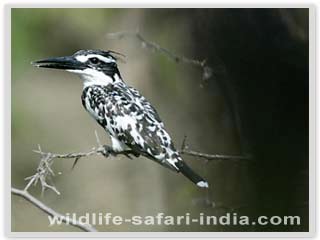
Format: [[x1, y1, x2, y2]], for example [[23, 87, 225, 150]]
[[175, 161, 209, 188]]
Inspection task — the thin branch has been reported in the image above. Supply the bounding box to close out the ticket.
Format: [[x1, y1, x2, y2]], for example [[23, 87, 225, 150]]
[[180, 136, 251, 161], [25, 133, 251, 197], [181, 149, 251, 161], [12, 132, 250, 232], [24, 132, 138, 196], [12, 133, 129, 232], [106, 30, 213, 82], [11, 187, 98, 232]]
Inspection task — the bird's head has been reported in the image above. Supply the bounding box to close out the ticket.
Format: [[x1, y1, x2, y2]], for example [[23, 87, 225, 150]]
[[32, 49, 124, 87]]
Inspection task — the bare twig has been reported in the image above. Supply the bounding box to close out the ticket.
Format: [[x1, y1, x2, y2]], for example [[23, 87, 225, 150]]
[[12, 132, 250, 232], [11, 187, 98, 232], [180, 136, 251, 161], [25, 133, 250, 197], [24, 132, 137, 196], [11, 133, 135, 232], [182, 149, 251, 161], [106, 30, 213, 82]]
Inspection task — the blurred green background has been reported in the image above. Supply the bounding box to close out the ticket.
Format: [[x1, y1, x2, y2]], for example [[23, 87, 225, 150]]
[[11, 8, 309, 232]]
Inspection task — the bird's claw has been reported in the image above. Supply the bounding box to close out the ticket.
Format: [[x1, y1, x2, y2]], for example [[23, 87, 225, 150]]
[[101, 145, 114, 158], [101, 145, 139, 160]]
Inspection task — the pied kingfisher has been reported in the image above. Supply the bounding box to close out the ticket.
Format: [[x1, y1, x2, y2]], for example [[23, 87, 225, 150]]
[[32, 49, 208, 188]]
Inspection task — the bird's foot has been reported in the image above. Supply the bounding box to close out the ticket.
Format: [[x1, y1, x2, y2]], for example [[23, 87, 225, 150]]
[[101, 145, 140, 160], [101, 145, 114, 158]]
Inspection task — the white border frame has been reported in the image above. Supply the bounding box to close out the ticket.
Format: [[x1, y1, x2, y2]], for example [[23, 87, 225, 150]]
[[2, 2, 315, 238]]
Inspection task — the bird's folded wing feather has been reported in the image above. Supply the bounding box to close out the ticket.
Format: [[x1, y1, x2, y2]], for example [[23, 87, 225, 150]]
[[105, 85, 179, 170]]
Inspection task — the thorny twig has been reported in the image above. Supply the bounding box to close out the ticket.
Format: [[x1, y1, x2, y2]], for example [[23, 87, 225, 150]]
[[21, 133, 250, 198], [106, 30, 214, 83], [23, 131, 135, 195], [12, 132, 250, 232], [180, 136, 252, 162], [12, 132, 136, 232]]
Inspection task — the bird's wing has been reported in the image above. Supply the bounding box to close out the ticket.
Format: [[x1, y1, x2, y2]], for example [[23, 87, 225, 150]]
[[82, 84, 209, 187], [128, 86, 164, 126], [105, 85, 180, 171]]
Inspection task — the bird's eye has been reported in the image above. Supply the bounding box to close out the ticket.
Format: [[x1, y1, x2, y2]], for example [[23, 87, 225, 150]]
[[89, 57, 99, 64]]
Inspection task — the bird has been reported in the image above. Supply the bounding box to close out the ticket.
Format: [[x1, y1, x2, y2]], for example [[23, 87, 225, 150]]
[[32, 49, 209, 188]]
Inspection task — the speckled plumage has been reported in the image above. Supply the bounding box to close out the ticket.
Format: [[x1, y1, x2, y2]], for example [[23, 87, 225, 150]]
[[33, 49, 208, 188], [81, 82, 181, 171]]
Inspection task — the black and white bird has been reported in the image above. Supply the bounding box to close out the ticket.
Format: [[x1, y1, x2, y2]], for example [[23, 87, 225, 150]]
[[32, 49, 208, 188]]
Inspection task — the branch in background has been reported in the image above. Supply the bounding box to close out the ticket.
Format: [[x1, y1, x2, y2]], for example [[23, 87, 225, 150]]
[[107, 30, 250, 159], [180, 136, 252, 162], [106, 30, 214, 83], [11, 188, 98, 232]]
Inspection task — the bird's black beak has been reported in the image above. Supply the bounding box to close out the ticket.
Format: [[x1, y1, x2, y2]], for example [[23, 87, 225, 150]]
[[31, 56, 85, 70]]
